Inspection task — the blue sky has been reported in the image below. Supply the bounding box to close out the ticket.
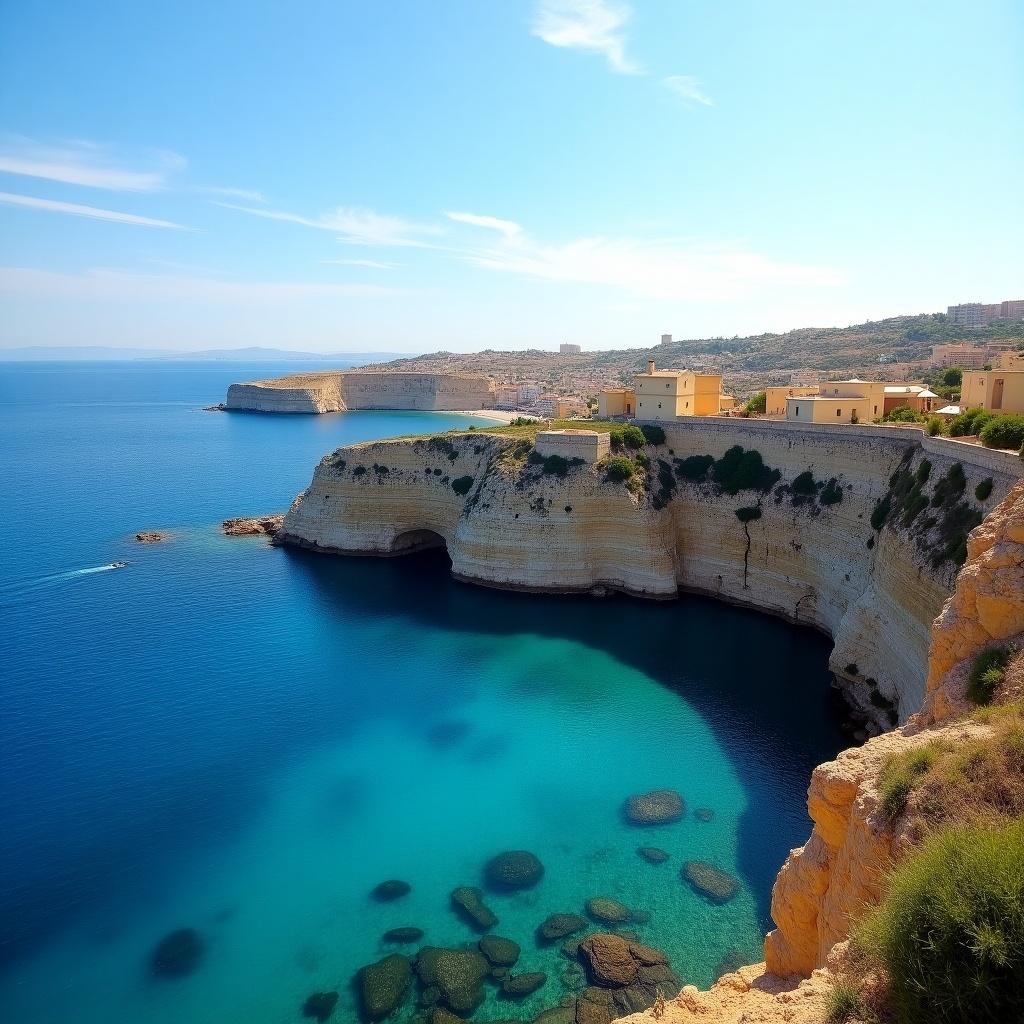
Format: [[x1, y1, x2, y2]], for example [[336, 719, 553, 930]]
[[1, 0, 1021, 353]]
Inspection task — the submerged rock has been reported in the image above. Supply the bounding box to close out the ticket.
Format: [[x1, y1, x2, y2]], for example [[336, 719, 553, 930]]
[[584, 898, 631, 926], [575, 934, 680, 1022], [415, 947, 490, 1015], [537, 913, 588, 943], [533, 1008, 574, 1024], [431, 1009, 467, 1024], [636, 847, 669, 864], [479, 934, 521, 967], [150, 927, 203, 978], [451, 886, 498, 931], [302, 991, 339, 1022], [484, 850, 544, 891], [426, 720, 471, 748], [358, 954, 411, 1020], [371, 879, 412, 902], [135, 530, 168, 543], [383, 927, 424, 944], [682, 860, 739, 903], [623, 789, 685, 826], [695, 807, 715, 822], [502, 971, 547, 997]]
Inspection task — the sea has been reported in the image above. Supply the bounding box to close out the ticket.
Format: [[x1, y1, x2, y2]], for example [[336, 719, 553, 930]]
[[0, 362, 846, 1023]]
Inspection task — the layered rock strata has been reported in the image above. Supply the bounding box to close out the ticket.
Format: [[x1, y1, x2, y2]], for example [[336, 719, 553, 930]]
[[224, 371, 495, 413], [278, 420, 1021, 720]]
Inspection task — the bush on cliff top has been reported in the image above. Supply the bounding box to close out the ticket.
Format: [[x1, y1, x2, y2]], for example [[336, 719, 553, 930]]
[[949, 407, 993, 438], [609, 424, 646, 451], [979, 414, 1024, 451], [856, 817, 1024, 1024], [967, 646, 1010, 705], [451, 475, 474, 496], [711, 445, 781, 495], [604, 455, 635, 481]]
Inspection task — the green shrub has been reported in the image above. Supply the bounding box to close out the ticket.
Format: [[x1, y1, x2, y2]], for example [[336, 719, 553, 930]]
[[967, 646, 1010, 705], [856, 818, 1024, 1024], [825, 982, 869, 1024], [870, 494, 892, 531], [605, 456, 635, 481], [744, 390, 767, 414], [675, 454, 714, 481], [609, 426, 624, 451], [931, 463, 966, 508], [975, 478, 994, 501], [879, 744, 938, 819], [635, 451, 650, 470], [540, 454, 570, 476], [979, 414, 1024, 451], [949, 407, 993, 437], [712, 445, 781, 495], [791, 470, 817, 496], [927, 415, 946, 436], [353, 465, 367, 477], [915, 459, 932, 484], [883, 404, 924, 423], [620, 424, 646, 449], [735, 506, 761, 523], [451, 475, 474, 496], [640, 423, 666, 445], [819, 478, 844, 505]]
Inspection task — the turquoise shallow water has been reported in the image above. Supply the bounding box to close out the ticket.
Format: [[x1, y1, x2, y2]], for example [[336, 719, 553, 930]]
[[0, 363, 845, 1023]]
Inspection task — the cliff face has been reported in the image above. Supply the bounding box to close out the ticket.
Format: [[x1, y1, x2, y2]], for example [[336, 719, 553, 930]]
[[224, 370, 494, 413], [279, 420, 1021, 722]]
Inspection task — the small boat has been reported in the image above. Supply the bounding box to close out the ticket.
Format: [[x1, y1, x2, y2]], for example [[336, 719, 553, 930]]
[[110, 561, 128, 569]]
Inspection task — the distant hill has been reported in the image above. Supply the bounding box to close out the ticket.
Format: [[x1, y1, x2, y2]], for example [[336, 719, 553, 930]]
[[0, 345, 416, 363]]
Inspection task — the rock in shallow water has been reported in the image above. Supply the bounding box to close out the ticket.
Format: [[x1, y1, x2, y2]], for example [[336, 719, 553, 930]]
[[623, 789, 685, 825], [150, 927, 203, 978], [302, 990, 339, 1022], [484, 850, 544, 891], [220, 514, 283, 537], [637, 846, 669, 864], [537, 913, 588, 943], [358, 954, 411, 1020], [479, 934, 521, 967], [682, 860, 738, 903], [371, 879, 411, 902], [415, 947, 491, 1015], [575, 934, 680, 1023], [695, 807, 715, 822], [383, 927, 424, 944], [584, 897, 631, 926], [502, 971, 547, 997], [451, 886, 498, 931]]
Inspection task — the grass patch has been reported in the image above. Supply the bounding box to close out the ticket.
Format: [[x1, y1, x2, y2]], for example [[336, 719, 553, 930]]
[[968, 646, 1010, 705], [855, 817, 1024, 1024], [879, 744, 939, 819], [826, 982, 874, 1024]]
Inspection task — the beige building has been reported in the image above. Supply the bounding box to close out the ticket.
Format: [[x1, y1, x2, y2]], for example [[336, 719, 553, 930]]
[[559, 343, 582, 355], [961, 369, 1024, 416], [537, 394, 587, 418], [929, 343, 988, 369], [948, 299, 1024, 326], [784, 379, 938, 423], [997, 350, 1024, 370], [634, 360, 729, 420], [495, 386, 519, 409], [765, 386, 819, 416], [535, 428, 609, 463], [597, 387, 635, 418]]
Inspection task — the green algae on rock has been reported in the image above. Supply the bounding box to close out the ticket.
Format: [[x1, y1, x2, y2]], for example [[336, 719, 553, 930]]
[[478, 934, 521, 967], [584, 897, 632, 926]]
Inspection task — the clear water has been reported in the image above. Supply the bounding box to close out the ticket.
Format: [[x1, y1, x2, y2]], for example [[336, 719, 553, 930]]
[[0, 363, 845, 1023]]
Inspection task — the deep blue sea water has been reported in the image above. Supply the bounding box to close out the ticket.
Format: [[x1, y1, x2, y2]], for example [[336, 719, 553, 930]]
[[0, 363, 845, 1023]]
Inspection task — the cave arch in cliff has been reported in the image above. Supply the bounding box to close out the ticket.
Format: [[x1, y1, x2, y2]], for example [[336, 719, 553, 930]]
[[390, 528, 449, 558]]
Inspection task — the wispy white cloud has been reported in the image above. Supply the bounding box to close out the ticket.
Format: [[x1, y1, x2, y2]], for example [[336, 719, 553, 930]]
[[214, 201, 443, 248], [197, 185, 266, 202], [322, 258, 398, 270], [0, 138, 184, 191], [445, 211, 523, 240], [457, 233, 842, 301], [0, 266, 395, 302], [0, 191, 188, 229], [663, 75, 713, 107], [532, 0, 640, 74]]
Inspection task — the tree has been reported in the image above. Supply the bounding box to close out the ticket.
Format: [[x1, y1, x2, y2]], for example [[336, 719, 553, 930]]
[[744, 391, 767, 414]]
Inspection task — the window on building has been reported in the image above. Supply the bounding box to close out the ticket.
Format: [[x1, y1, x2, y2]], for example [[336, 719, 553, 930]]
[[874, 405, 878, 414], [837, 409, 842, 417], [658, 402, 662, 409]]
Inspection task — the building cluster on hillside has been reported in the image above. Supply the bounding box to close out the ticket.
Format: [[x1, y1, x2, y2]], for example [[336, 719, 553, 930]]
[[775, 380, 941, 423], [947, 299, 1024, 327], [597, 360, 735, 421], [929, 342, 1021, 369]]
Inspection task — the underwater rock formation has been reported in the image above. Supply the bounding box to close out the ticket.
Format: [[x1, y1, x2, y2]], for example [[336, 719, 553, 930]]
[[451, 886, 498, 931], [483, 850, 544, 890], [682, 861, 739, 904], [149, 927, 203, 978], [383, 927, 424, 944], [537, 913, 589, 943], [357, 954, 411, 1020], [624, 789, 685, 825], [502, 971, 548, 997], [584, 898, 632, 926], [415, 947, 491, 1015], [371, 879, 411, 902], [637, 847, 670, 864], [302, 991, 339, 1022], [575, 934, 681, 1023]]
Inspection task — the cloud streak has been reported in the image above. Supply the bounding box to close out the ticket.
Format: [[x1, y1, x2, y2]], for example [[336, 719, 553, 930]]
[[663, 75, 713, 107], [214, 201, 443, 247], [0, 191, 188, 229], [532, 0, 640, 74], [445, 211, 523, 239], [0, 138, 184, 191]]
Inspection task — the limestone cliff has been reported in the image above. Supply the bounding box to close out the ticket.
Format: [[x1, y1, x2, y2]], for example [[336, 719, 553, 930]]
[[224, 370, 495, 413], [279, 420, 1021, 722]]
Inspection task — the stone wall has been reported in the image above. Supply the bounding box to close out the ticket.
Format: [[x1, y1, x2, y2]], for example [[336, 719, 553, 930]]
[[224, 370, 494, 413], [278, 418, 1022, 722]]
